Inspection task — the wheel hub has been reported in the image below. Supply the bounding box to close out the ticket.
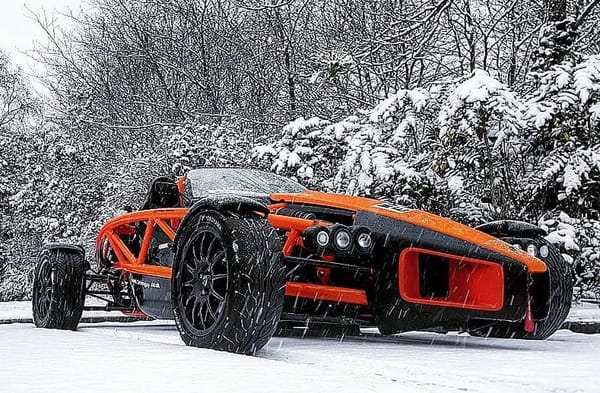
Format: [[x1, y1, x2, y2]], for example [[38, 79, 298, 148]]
[[192, 272, 211, 296]]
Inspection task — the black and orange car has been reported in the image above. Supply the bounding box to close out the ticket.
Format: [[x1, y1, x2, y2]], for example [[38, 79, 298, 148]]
[[32, 168, 573, 354]]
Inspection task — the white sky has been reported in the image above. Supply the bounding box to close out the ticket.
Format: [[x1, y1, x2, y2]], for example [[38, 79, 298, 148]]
[[0, 0, 86, 79]]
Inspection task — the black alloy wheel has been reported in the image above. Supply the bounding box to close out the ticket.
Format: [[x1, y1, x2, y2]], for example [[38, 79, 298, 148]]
[[172, 209, 285, 354], [180, 227, 228, 334]]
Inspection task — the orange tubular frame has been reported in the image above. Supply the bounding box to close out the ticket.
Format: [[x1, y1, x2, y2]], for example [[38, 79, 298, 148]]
[[96, 205, 370, 306], [96, 208, 188, 279]]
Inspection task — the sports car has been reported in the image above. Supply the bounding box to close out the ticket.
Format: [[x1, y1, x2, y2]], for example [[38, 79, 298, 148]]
[[32, 168, 573, 354]]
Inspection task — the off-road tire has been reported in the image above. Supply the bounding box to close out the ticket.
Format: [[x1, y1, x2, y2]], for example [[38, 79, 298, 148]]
[[172, 210, 285, 354], [32, 247, 87, 330], [469, 238, 572, 339]]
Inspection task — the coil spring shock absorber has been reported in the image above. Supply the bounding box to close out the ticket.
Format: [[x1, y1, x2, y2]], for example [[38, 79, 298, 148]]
[[276, 207, 317, 220]]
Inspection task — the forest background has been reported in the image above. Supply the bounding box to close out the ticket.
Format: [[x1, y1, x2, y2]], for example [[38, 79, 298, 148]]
[[1, 0, 599, 302]]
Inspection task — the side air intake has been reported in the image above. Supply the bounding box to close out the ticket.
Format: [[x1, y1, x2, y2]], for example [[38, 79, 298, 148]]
[[398, 247, 504, 312]]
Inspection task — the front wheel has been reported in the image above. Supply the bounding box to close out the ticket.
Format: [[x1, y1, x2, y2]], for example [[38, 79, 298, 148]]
[[172, 210, 285, 354], [469, 238, 573, 339], [32, 246, 87, 330]]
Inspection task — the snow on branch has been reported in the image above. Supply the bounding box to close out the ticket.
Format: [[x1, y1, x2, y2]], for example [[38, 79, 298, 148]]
[[439, 69, 522, 147]]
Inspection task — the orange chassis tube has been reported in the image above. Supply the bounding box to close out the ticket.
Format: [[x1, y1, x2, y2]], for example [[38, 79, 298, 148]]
[[96, 206, 369, 307]]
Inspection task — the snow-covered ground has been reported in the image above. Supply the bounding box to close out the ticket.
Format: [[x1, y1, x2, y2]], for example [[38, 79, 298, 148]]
[[1, 301, 599, 393]]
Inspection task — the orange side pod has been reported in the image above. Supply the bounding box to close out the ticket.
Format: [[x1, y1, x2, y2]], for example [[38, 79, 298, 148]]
[[398, 247, 504, 312]]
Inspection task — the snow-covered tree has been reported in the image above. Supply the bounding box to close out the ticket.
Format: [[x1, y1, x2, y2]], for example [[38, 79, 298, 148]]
[[532, 18, 578, 71], [253, 89, 431, 206], [539, 211, 600, 299], [165, 121, 253, 176], [0, 53, 40, 301], [333, 89, 428, 204], [523, 55, 600, 218], [521, 54, 600, 299], [432, 70, 524, 223], [253, 116, 340, 189]]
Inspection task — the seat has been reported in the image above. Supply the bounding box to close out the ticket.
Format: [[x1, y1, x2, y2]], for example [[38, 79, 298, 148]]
[[141, 177, 180, 210]]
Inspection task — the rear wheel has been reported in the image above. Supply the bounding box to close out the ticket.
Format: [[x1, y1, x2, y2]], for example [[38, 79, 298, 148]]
[[469, 238, 572, 339], [32, 247, 87, 330], [172, 210, 285, 354]]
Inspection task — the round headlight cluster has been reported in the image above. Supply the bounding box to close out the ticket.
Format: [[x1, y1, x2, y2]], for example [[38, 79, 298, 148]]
[[302, 225, 373, 254], [512, 242, 550, 259]]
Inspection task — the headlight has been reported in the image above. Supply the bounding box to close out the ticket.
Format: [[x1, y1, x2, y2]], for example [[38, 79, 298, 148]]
[[526, 244, 537, 257], [357, 233, 372, 248], [539, 245, 549, 258], [302, 226, 330, 250], [332, 227, 352, 251], [354, 228, 373, 252], [315, 230, 330, 248], [304, 224, 372, 254]]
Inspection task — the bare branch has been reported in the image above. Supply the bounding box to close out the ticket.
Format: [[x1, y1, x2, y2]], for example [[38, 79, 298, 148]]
[[575, 0, 600, 27]]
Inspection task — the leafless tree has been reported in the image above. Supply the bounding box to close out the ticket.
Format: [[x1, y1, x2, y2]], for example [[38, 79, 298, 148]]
[[0, 53, 36, 129]]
